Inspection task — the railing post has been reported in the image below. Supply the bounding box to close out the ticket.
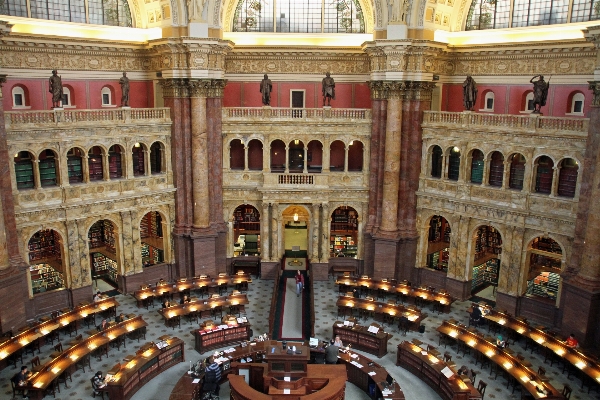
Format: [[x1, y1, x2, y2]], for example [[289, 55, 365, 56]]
[[53, 108, 64, 124]]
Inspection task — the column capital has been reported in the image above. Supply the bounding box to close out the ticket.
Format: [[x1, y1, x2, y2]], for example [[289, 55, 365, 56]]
[[160, 79, 189, 98], [207, 79, 227, 98], [403, 81, 437, 101], [589, 81, 600, 107], [188, 79, 211, 98]]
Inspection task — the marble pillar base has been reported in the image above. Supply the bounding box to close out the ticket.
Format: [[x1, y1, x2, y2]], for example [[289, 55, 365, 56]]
[[191, 231, 218, 276], [445, 276, 471, 301], [311, 263, 329, 281], [70, 285, 94, 308], [495, 291, 519, 315], [173, 232, 194, 278], [560, 280, 600, 348], [0, 272, 30, 328], [397, 237, 418, 280], [372, 234, 399, 279], [260, 261, 282, 280]]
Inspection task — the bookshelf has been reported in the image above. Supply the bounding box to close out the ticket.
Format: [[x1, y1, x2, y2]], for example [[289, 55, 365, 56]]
[[28, 229, 61, 262], [527, 271, 560, 300], [535, 161, 553, 194], [471, 259, 499, 293], [447, 152, 460, 181], [104, 220, 116, 253], [30, 264, 65, 294], [488, 157, 504, 187], [141, 242, 164, 265], [39, 155, 57, 187], [531, 237, 562, 255], [133, 146, 145, 176], [14, 156, 35, 190], [109, 148, 123, 179], [509, 154, 526, 190], [330, 235, 356, 257], [193, 323, 251, 354], [470, 151, 484, 184], [233, 206, 260, 233], [91, 252, 118, 284], [474, 226, 502, 261], [88, 152, 103, 181], [557, 166, 578, 198], [330, 207, 357, 232], [426, 248, 448, 271], [67, 154, 83, 183]]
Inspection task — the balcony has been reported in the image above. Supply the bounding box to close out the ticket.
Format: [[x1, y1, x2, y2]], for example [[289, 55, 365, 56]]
[[222, 107, 371, 121]]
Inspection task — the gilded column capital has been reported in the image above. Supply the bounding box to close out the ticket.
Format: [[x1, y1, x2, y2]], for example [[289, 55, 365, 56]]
[[207, 79, 227, 98], [160, 79, 189, 98], [383, 81, 406, 99], [368, 80, 387, 100], [188, 79, 211, 98], [589, 81, 600, 107], [404, 81, 437, 101]]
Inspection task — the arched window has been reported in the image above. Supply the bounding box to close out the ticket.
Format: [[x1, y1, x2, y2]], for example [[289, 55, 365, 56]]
[[348, 140, 364, 172], [248, 139, 263, 171], [426, 215, 451, 272], [534, 156, 554, 194], [483, 92, 495, 111], [233, 0, 365, 33], [557, 158, 578, 198], [230, 139, 245, 170], [14, 151, 35, 190], [109, 145, 124, 179], [150, 142, 164, 174], [570, 93, 585, 115], [12, 86, 27, 108], [431, 146, 443, 178], [447, 147, 460, 181], [88, 146, 104, 181], [526, 236, 562, 300], [101, 87, 113, 106], [67, 148, 84, 184], [29, 229, 66, 294], [62, 87, 72, 107], [132, 143, 145, 176], [470, 150, 484, 184], [330, 206, 358, 258], [509, 153, 526, 190], [39, 149, 58, 187], [488, 151, 504, 187]]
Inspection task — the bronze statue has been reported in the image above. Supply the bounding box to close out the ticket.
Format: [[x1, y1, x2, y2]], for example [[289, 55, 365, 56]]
[[119, 72, 130, 107], [260, 74, 272, 106], [530, 75, 550, 113], [462, 75, 477, 111], [322, 72, 335, 106], [49, 70, 63, 109]]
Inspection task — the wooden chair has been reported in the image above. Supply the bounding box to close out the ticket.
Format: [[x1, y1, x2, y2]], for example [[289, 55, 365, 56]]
[[91, 377, 106, 399], [537, 366, 549, 382], [167, 315, 181, 330], [186, 310, 199, 325], [24, 337, 40, 356], [75, 353, 91, 373], [93, 342, 109, 361], [443, 352, 452, 363], [561, 383, 572, 399], [56, 368, 72, 389], [44, 378, 60, 397], [477, 380, 487, 400], [31, 355, 43, 372], [49, 342, 63, 358], [211, 306, 223, 319], [10, 375, 27, 399]]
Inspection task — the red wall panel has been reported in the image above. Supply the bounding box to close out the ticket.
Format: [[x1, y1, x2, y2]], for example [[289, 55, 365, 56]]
[[354, 83, 372, 109]]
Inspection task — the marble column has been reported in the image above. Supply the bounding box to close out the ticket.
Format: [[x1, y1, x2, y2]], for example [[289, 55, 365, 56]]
[[120, 211, 134, 280], [560, 81, 600, 347], [189, 80, 210, 230], [366, 83, 387, 238], [102, 153, 110, 181], [33, 160, 41, 189], [320, 203, 330, 262], [82, 155, 90, 183], [261, 203, 270, 261], [271, 204, 280, 260], [311, 203, 320, 262], [131, 209, 143, 274], [501, 160, 510, 189]]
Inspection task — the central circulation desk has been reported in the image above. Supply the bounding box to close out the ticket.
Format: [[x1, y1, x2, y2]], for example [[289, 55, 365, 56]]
[[396, 341, 480, 400], [0, 297, 118, 370], [193, 322, 252, 353], [437, 320, 564, 399], [105, 337, 185, 400], [332, 321, 392, 358]]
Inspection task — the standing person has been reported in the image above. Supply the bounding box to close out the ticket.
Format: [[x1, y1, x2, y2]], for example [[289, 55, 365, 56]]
[[260, 74, 273, 106], [49, 70, 63, 109], [462, 75, 477, 111], [91, 371, 107, 396], [11, 366, 30, 399], [322, 72, 335, 106], [325, 339, 339, 364], [530, 75, 550, 113], [119, 72, 130, 107], [295, 270, 304, 297]]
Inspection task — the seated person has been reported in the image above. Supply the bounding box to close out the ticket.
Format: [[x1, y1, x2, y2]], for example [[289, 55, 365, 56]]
[[91, 371, 107, 395], [180, 295, 190, 305], [333, 335, 343, 347], [352, 288, 360, 298], [11, 366, 30, 398], [157, 278, 167, 286], [565, 333, 579, 348], [457, 365, 474, 381], [93, 291, 103, 302], [496, 335, 506, 349], [470, 305, 482, 326], [325, 339, 339, 364], [162, 299, 171, 309], [97, 319, 109, 331], [204, 356, 221, 396], [115, 313, 126, 323]]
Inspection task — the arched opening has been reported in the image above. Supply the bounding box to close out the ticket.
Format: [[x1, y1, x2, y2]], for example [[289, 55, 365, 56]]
[[534, 156, 554, 194], [150, 142, 164, 174], [132, 143, 145, 176], [523, 91, 534, 112], [140, 211, 165, 267], [329, 140, 345, 172], [426, 215, 451, 272], [67, 147, 84, 184], [288, 140, 305, 173], [11, 85, 28, 108], [348, 140, 364, 171], [525, 237, 562, 301], [108, 145, 124, 179], [471, 225, 502, 299], [330, 206, 358, 258], [230, 139, 245, 170], [557, 158, 578, 198], [28, 229, 66, 295], [283, 205, 308, 260], [101, 86, 113, 106], [14, 150, 35, 190], [447, 147, 460, 181], [483, 91, 495, 111], [270, 139, 286, 172], [89, 219, 119, 290], [430, 145, 442, 178], [509, 153, 526, 190], [88, 146, 104, 181], [307, 140, 323, 173], [233, 204, 261, 256], [62, 86, 73, 107], [39, 149, 59, 187], [470, 149, 484, 184], [248, 139, 263, 170], [568, 92, 585, 114], [488, 151, 504, 187]]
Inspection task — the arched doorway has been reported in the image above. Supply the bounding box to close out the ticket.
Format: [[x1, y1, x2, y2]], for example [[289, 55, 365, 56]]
[[88, 219, 119, 291], [233, 204, 261, 256], [525, 237, 562, 301], [329, 206, 358, 258], [471, 225, 502, 300], [28, 229, 66, 295], [282, 206, 309, 260], [140, 211, 165, 267], [426, 215, 451, 272]]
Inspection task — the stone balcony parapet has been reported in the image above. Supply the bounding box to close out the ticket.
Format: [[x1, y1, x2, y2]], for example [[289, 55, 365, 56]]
[[223, 107, 371, 122]]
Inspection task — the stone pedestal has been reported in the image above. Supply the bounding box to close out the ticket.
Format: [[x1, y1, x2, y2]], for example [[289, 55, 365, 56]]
[[445, 276, 471, 301], [372, 235, 399, 279], [560, 280, 600, 348]]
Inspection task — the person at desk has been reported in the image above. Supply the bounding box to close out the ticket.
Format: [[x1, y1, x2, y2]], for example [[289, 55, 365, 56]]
[[352, 288, 360, 298], [115, 313, 126, 323], [325, 339, 339, 364], [92, 371, 107, 396], [11, 366, 30, 399], [157, 278, 167, 286], [180, 295, 190, 305], [496, 335, 506, 349], [565, 333, 579, 348], [93, 291, 103, 302], [470, 305, 482, 327], [162, 299, 172, 309], [205, 356, 221, 396], [333, 336, 343, 347], [457, 365, 474, 381], [97, 319, 109, 331]]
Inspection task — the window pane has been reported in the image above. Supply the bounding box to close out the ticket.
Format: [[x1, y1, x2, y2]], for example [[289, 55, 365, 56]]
[[14, 94, 23, 106], [571, 0, 600, 22], [324, 0, 364, 33], [0, 0, 28, 17], [233, 0, 274, 32]]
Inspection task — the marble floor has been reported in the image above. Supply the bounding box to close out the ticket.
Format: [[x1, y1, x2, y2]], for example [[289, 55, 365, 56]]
[[2, 276, 597, 400]]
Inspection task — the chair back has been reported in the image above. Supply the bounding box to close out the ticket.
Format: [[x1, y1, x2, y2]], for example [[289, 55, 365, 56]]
[[477, 380, 487, 395], [55, 343, 63, 352], [31, 355, 40, 368]]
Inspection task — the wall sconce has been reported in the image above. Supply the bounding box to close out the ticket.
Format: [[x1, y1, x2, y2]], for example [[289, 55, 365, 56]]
[[293, 213, 299, 222], [452, 146, 459, 152], [294, 139, 299, 145]]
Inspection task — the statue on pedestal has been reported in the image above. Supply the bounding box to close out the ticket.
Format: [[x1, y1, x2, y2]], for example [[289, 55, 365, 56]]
[[49, 70, 63, 109], [462, 75, 477, 111], [530, 75, 550, 113], [119, 72, 130, 107], [260, 74, 272, 106], [187, 0, 207, 21], [322, 72, 335, 107], [389, 0, 409, 23]]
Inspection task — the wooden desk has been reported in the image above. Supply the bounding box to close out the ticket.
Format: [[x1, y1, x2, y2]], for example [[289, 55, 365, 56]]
[[193, 322, 252, 354], [437, 320, 564, 399], [231, 258, 261, 277], [335, 277, 454, 312], [332, 321, 392, 358], [397, 341, 481, 400], [0, 297, 118, 370], [336, 296, 425, 331], [133, 275, 252, 307], [483, 309, 600, 386], [158, 294, 249, 322], [26, 315, 147, 399], [105, 337, 185, 400]]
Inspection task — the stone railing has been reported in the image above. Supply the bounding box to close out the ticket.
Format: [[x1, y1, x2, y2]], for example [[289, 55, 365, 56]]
[[278, 174, 314, 185], [5, 108, 171, 129], [423, 111, 589, 134], [223, 107, 371, 121]]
